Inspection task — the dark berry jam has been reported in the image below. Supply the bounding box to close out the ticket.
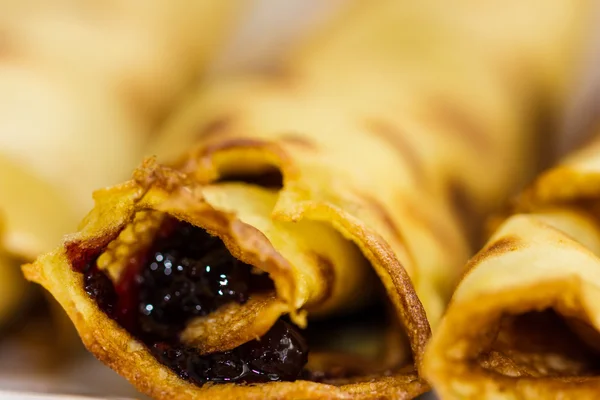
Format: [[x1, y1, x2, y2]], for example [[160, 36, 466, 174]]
[[80, 216, 308, 385], [83, 266, 117, 318], [151, 319, 308, 385], [133, 219, 255, 342]]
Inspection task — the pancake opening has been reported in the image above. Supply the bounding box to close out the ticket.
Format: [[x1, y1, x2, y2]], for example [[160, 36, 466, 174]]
[[217, 168, 283, 189], [69, 162, 411, 387], [478, 309, 600, 378], [77, 212, 309, 386], [302, 301, 412, 384], [206, 163, 413, 383]]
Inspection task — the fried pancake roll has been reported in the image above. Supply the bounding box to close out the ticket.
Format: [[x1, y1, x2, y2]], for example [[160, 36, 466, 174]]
[[424, 132, 600, 399], [0, 1, 241, 329], [24, 0, 592, 399]]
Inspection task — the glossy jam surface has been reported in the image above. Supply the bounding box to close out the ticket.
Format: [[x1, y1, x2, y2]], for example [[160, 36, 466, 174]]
[[84, 267, 117, 317], [134, 220, 253, 341], [151, 319, 308, 384], [81, 217, 308, 385]]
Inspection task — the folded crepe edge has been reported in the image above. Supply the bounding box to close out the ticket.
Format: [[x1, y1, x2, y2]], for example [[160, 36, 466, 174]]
[[184, 137, 431, 368]]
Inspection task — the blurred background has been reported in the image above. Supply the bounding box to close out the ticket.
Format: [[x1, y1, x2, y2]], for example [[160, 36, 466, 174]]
[[0, 0, 599, 398]]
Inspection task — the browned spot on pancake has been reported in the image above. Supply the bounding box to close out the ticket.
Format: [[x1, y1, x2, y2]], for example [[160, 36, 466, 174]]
[[0, 29, 15, 60], [447, 178, 472, 221], [311, 252, 335, 304], [279, 133, 317, 150], [263, 62, 294, 80], [201, 137, 270, 156], [196, 115, 234, 141], [446, 177, 483, 247], [355, 192, 404, 243], [427, 98, 491, 152], [401, 198, 457, 250], [261, 63, 301, 90], [365, 118, 424, 180], [460, 235, 524, 280]]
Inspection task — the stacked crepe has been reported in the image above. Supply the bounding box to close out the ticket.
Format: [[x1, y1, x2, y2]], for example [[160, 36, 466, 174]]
[[424, 130, 600, 399], [0, 2, 240, 339], [23, 0, 592, 399]]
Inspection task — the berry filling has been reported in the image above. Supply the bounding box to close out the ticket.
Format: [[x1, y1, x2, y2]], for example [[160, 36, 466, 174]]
[[151, 319, 308, 384], [81, 216, 308, 385]]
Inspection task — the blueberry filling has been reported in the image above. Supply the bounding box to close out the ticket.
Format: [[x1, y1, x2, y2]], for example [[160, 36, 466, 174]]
[[83, 267, 117, 318], [150, 319, 308, 384], [131, 219, 256, 342], [81, 216, 308, 385]]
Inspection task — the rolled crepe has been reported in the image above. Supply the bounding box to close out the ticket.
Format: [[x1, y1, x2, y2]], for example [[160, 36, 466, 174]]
[[24, 0, 592, 399], [0, 3, 240, 330], [423, 130, 600, 399]]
